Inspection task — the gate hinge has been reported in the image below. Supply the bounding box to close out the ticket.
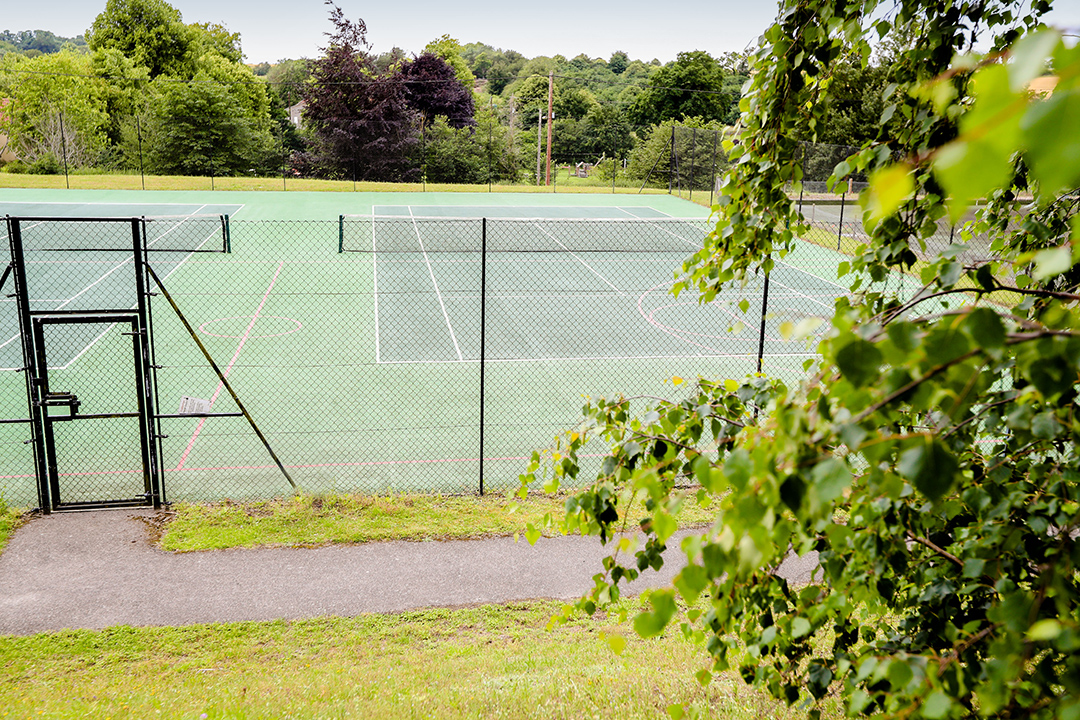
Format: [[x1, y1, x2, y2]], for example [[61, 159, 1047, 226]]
[[121, 330, 146, 336], [155, 434, 169, 439]]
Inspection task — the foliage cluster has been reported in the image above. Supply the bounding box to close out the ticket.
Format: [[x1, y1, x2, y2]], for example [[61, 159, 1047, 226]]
[[520, 1, 1080, 718]]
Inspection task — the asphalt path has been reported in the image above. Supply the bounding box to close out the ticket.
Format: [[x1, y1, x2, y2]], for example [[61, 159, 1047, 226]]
[[0, 509, 819, 636]]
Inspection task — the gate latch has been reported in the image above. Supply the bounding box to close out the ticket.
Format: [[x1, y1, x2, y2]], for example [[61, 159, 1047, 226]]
[[42, 391, 81, 417]]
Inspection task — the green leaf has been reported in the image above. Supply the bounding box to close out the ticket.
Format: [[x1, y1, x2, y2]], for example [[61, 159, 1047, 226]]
[[1033, 245, 1074, 280], [835, 338, 883, 388], [792, 616, 812, 638], [962, 558, 986, 578], [604, 632, 628, 655], [634, 589, 677, 639], [674, 564, 710, 605], [934, 64, 1022, 220], [865, 163, 915, 222], [1027, 619, 1062, 641], [1007, 30, 1060, 91], [811, 458, 851, 504], [1023, 87, 1080, 195], [898, 438, 959, 502], [965, 308, 1006, 349], [922, 691, 953, 719]]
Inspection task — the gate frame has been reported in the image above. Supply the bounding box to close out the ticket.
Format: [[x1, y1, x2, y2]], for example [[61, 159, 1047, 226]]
[[8, 217, 163, 513]]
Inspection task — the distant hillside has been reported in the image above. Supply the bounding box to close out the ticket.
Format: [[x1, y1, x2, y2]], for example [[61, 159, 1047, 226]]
[[0, 29, 88, 58]]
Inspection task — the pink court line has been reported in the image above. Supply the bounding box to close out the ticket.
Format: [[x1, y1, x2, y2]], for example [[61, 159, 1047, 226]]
[[173, 261, 285, 471]]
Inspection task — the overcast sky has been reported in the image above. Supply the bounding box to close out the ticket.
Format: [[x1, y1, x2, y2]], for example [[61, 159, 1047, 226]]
[[4, 0, 1080, 65]]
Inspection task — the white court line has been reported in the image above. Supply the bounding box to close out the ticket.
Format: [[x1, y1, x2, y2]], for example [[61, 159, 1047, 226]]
[[532, 223, 625, 295], [52, 204, 215, 370], [0, 207, 219, 370], [410, 207, 463, 362], [371, 213, 381, 363]]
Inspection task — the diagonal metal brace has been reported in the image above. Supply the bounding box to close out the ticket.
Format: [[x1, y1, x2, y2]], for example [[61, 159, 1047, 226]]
[[144, 263, 298, 490]]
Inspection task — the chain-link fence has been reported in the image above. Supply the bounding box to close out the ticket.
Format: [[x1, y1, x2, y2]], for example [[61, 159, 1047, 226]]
[[2, 212, 859, 508]]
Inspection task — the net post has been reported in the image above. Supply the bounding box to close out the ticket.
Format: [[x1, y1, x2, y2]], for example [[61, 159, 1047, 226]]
[[479, 217, 487, 496], [338, 215, 344, 253], [224, 214, 231, 253]]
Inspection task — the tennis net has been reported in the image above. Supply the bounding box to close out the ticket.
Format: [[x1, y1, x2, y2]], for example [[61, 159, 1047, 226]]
[[338, 215, 712, 254], [10, 214, 229, 253]]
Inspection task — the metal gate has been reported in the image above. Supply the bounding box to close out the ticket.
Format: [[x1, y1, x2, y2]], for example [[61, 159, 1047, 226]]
[[7, 217, 163, 512], [4, 214, 292, 512], [30, 314, 159, 510]]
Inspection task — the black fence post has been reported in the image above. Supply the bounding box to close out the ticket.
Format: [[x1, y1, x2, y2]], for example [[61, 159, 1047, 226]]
[[488, 96, 494, 193], [281, 127, 287, 191], [837, 189, 846, 251], [757, 267, 771, 375], [710, 129, 718, 206], [689, 128, 697, 202], [136, 115, 145, 191], [668, 124, 675, 194], [478, 217, 488, 496]]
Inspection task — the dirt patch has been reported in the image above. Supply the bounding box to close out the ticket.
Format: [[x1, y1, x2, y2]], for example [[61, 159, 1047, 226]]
[[134, 509, 175, 546]]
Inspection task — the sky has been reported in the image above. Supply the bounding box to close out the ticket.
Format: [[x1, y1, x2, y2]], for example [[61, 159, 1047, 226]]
[[3, 0, 1080, 66]]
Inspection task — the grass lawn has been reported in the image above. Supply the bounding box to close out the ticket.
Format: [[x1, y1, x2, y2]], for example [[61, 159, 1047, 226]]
[[156, 491, 716, 552], [0, 599, 817, 720]]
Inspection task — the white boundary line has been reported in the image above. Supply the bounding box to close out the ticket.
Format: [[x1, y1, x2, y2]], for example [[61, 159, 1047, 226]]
[[531, 223, 625, 296], [410, 207, 463, 362], [0, 207, 221, 370]]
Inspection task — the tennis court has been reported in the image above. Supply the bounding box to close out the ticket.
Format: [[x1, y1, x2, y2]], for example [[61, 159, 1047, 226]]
[[1, 191, 853, 509]]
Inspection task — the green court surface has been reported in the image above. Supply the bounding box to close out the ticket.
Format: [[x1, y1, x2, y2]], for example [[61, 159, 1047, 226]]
[[0, 189, 853, 506]]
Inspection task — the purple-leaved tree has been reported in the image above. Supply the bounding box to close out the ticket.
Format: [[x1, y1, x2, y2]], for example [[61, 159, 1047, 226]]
[[301, 2, 417, 181]]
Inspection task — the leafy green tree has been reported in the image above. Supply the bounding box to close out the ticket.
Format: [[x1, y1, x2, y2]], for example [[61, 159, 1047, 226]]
[[142, 54, 274, 175], [625, 117, 726, 190], [265, 59, 310, 108], [609, 50, 629, 75], [522, 2, 1080, 719], [422, 35, 475, 88], [0, 49, 111, 169], [86, 0, 192, 78], [628, 50, 728, 126]]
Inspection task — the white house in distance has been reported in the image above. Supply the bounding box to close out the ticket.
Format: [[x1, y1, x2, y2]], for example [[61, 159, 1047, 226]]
[[286, 101, 306, 128]]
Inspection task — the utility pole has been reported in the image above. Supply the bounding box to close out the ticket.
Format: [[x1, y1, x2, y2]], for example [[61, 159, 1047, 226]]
[[536, 107, 543, 185], [545, 70, 554, 186]]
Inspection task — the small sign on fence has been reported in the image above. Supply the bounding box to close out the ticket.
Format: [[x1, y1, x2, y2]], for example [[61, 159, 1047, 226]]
[[178, 396, 211, 415]]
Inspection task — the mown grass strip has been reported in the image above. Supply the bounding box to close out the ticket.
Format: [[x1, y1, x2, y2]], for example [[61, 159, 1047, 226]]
[[159, 492, 717, 552], [0, 172, 673, 195], [0, 600, 816, 720]]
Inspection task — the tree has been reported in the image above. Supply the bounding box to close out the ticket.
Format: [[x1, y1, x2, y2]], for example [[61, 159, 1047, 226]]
[[302, 3, 415, 181], [0, 49, 112, 170], [265, 59, 309, 108], [627, 50, 728, 126], [609, 50, 629, 75], [85, 0, 192, 78], [399, 53, 475, 130], [422, 35, 474, 88], [521, 2, 1080, 719], [142, 53, 275, 176]]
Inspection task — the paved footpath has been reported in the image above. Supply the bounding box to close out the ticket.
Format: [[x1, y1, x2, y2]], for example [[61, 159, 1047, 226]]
[[0, 510, 818, 636]]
